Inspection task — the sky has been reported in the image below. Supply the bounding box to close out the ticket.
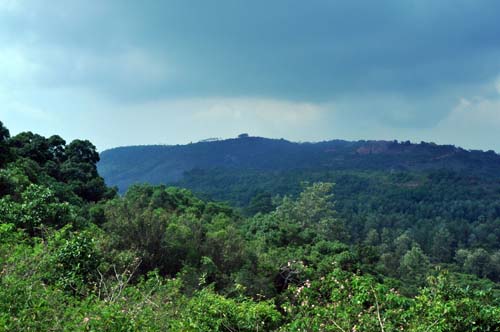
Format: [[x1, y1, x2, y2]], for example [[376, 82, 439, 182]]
[[1, 0, 500, 152]]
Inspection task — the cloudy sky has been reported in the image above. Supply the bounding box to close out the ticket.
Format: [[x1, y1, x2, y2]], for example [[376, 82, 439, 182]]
[[1, 0, 500, 151]]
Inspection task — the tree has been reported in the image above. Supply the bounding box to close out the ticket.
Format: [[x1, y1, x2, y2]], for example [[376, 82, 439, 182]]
[[103, 196, 170, 275], [0, 121, 9, 141], [430, 226, 454, 263], [61, 140, 110, 202], [47, 135, 67, 163], [274, 182, 346, 245], [65, 139, 99, 164], [0, 120, 10, 167], [400, 244, 430, 288], [462, 248, 493, 279], [364, 229, 380, 246], [245, 191, 274, 216], [44, 226, 101, 292], [9, 132, 51, 164], [0, 184, 73, 235]]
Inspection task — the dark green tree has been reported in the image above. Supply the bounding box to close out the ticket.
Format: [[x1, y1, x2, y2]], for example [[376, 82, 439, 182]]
[[65, 139, 99, 164], [9, 132, 51, 165], [245, 191, 275, 216], [0, 120, 10, 167]]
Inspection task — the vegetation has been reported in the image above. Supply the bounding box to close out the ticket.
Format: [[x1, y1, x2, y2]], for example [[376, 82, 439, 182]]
[[98, 135, 500, 193], [1, 121, 499, 331]]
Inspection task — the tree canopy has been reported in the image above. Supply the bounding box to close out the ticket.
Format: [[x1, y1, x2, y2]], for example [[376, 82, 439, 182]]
[[1, 122, 499, 331]]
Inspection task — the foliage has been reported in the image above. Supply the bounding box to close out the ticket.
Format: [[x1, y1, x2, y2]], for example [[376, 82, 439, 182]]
[[0, 122, 499, 331], [0, 184, 74, 235]]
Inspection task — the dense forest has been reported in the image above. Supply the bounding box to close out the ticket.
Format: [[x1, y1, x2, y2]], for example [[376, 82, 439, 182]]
[[1, 121, 500, 331], [99, 135, 500, 193]]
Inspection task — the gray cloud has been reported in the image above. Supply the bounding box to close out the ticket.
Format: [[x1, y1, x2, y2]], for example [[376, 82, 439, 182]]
[[1, 0, 500, 151]]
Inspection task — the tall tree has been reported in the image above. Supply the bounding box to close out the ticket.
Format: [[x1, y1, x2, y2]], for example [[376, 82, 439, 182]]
[[65, 139, 99, 164], [274, 182, 346, 245], [0, 121, 10, 167], [400, 244, 430, 287]]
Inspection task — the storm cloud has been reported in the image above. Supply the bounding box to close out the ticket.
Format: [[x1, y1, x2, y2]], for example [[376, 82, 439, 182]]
[[1, 0, 500, 151]]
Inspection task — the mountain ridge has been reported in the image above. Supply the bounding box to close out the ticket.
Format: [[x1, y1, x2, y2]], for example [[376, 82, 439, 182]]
[[98, 135, 500, 193]]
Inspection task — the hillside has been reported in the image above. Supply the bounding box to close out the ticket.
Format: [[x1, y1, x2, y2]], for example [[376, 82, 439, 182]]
[[99, 135, 500, 194], [2, 122, 500, 331]]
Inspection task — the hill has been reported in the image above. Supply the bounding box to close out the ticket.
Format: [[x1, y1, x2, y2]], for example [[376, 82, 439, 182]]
[[99, 135, 500, 194], [98, 135, 500, 281], [2, 121, 500, 330]]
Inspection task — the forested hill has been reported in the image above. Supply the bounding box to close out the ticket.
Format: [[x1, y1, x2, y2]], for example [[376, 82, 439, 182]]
[[2, 121, 500, 330], [99, 135, 500, 193]]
